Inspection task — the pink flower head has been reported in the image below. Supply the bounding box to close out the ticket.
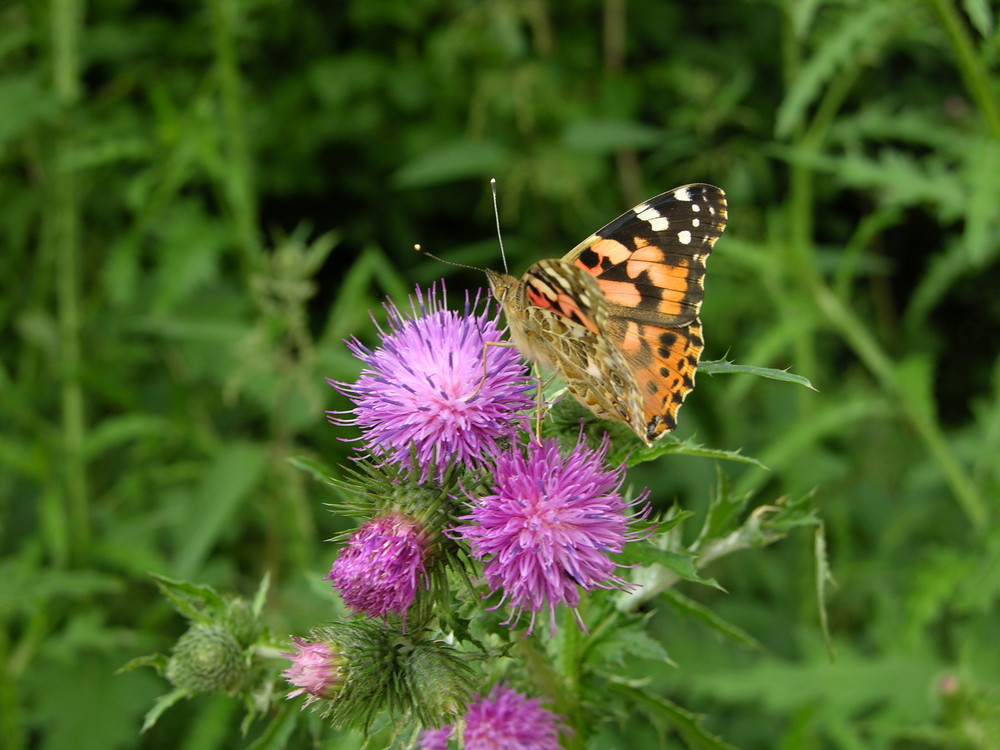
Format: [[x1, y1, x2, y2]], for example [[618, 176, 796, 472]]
[[326, 513, 430, 620], [456, 435, 650, 635], [282, 637, 340, 706], [417, 726, 453, 750], [463, 683, 566, 750], [329, 284, 533, 480]]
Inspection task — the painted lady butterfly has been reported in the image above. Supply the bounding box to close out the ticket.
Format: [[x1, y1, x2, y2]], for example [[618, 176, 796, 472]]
[[487, 184, 727, 444]]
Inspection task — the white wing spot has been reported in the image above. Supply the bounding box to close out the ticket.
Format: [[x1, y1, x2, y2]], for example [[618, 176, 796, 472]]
[[691, 203, 701, 212], [677, 230, 692, 245], [673, 187, 692, 201], [637, 205, 669, 231], [691, 218, 700, 227]]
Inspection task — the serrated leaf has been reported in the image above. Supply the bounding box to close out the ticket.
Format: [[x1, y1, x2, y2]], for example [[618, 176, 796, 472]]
[[140, 689, 190, 733], [660, 588, 763, 651], [151, 573, 225, 621], [588, 618, 672, 669], [700, 359, 816, 390], [119, 653, 168, 674], [654, 507, 696, 535], [696, 470, 752, 544], [776, 2, 896, 138], [621, 541, 721, 589], [610, 683, 741, 750], [628, 438, 767, 470], [815, 525, 836, 662], [961, 136, 1000, 265]]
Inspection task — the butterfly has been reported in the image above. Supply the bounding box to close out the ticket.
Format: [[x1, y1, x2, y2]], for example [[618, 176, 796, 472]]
[[486, 184, 727, 444]]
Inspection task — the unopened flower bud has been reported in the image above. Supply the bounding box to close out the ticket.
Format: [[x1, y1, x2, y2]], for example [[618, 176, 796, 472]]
[[282, 637, 341, 706], [165, 623, 247, 694]]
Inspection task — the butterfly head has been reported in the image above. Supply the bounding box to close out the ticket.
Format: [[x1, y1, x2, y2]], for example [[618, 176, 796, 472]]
[[485, 269, 519, 309]]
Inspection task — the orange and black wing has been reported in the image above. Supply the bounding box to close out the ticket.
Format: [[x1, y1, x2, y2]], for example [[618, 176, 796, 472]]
[[563, 183, 727, 327], [564, 184, 727, 439]]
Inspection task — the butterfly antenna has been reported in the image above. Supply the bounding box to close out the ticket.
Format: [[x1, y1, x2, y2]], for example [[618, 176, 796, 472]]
[[491, 178, 509, 274], [413, 244, 487, 273]]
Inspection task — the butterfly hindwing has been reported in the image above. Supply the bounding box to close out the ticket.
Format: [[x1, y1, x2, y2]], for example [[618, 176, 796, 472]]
[[605, 316, 704, 439]]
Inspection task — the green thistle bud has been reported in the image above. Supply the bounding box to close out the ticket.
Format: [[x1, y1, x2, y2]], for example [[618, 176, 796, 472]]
[[303, 620, 475, 731], [165, 623, 248, 694], [402, 637, 476, 726], [223, 598, 260, 648]]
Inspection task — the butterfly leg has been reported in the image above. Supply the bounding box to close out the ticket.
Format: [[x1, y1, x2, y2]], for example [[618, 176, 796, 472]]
[[530, 366, 557, 444], [467, 340, 519, 401]]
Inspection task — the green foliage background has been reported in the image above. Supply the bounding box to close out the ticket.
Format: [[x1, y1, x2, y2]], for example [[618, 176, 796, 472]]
[[3, 0, 1000, 747]]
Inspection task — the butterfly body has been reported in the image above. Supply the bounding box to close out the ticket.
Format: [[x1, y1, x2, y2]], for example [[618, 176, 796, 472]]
[[488, 184, 727, 444]]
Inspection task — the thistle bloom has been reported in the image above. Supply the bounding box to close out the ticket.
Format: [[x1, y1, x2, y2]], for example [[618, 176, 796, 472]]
[[455, 436, 649, 635], [329, 284, 533, 479], [326, 513, 429, 620], [416, 726, 452, 750], [418, 684, 565, 750], [463, 684, 566, 750], [282, 637, 340, 706]]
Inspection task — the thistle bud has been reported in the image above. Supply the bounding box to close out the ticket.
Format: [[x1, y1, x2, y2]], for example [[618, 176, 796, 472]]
[[326, 512, 431, 621], [165, 623, 247, 694], [282, 637, 342, 706]]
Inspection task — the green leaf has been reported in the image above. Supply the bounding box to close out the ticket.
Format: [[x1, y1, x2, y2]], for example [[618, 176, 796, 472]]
[[119, 653, 168, 674], [960, 136, 1000, 265], [393, 141, 508, 188], [962, 0, 994, 37], [628, 438, 767, 470], [563, 119, 662, 152], [81, 414, 174, 461], [815, 525, 836, 662], [251, 572, 271, 620], [0, 73, 58, 148], [610, 683, 742, 750], [620, 541, 721, 589], [654, 507, 696, 535], [174, 442, 269, 579], [776, 2, 897, 138], [151, 573, 225, 621], [660, 587, 763, 651], [287, 454, 336, 483], [244, 701, 301, 750], [140, 689, 190, 733], [699, 359, 816, 390], [588, 616, 673, 670]]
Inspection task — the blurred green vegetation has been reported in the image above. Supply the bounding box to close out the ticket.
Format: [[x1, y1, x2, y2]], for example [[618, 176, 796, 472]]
[[2, 0, 1000, 747]]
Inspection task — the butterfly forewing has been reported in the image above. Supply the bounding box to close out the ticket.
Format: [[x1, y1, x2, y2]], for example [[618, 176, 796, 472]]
[[565, 184, 727, 327]]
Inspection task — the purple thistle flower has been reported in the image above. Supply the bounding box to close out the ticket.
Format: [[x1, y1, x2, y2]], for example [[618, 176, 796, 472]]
[[455, 435, 650, 635], [282, 637, 341, 706], [329, 283, 533, 479], [462, 683, 566, 750], [417, 726, 452, 750], [326, 513, 430, 620]]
